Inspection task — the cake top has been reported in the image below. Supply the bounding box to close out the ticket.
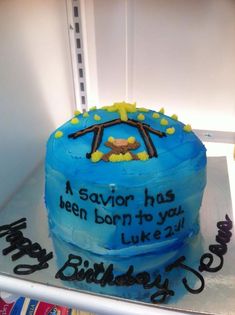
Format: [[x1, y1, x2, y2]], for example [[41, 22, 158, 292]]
[[46, 102, 206, 185]]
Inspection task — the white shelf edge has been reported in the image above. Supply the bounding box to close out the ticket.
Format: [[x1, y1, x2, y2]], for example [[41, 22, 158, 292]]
[[0, 274, 181, 315]]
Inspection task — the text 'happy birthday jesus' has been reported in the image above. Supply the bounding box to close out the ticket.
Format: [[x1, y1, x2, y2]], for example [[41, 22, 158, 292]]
[[0, 214, 233, 304]]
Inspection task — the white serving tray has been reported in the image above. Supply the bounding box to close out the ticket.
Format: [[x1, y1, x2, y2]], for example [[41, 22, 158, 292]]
[[0, 154, 234, 315]]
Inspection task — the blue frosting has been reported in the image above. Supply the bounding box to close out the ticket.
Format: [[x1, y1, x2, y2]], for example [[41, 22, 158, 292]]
[[45, 106, 207, 257], [51, 230, 204, 304]]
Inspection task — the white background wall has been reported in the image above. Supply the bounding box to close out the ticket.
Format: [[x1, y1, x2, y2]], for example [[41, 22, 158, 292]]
[[83, 0, 235, 131], [0, 0, 75, 207]]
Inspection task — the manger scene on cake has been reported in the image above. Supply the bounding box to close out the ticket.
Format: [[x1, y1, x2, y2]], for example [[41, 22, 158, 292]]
[[68, 102, 167, 162]]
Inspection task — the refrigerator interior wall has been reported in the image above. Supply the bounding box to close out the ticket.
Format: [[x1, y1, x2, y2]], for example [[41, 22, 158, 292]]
[[83, 0, 235, 131], [0, 0, 75, 208]]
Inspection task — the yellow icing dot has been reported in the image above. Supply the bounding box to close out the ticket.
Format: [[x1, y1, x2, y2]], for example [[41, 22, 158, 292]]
[[166, 127, 175, 135], [54, 131, 63, 139], [183, 124, 192, 132], [159, 107, 165, 114], [91, 150, 103, 162], [160, 118, 169, 126], [109, 153, 133, 162], [71, 117, 79, 124], [137, 113, 145, 121], [94, 114, 101, 121], [152, 112, 160, 119], [89, 106, 97, 111], [109, 154, 121, 162], [83, 112, 89, 118], [74, 110, 81, 116], [171, 114, 178, 120], [137, 107, 149, 112], [127, 136, 136, 144], [124, 152, 132, 161], [137, 151, 149, 161], [108, 136, 114, 143]]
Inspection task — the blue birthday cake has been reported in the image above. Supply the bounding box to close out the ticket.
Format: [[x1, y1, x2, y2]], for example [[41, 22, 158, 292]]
[[45, 102, 206, 260]]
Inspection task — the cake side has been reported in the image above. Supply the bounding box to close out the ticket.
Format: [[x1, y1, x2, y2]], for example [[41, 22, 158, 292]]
[[45, 103, 207, 256]]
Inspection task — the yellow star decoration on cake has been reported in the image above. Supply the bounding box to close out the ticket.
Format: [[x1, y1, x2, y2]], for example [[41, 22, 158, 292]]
[[102, 102, 137, 121]]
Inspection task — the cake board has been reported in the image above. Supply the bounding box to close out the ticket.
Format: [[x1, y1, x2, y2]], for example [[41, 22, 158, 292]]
[[0, 156, 234, 315]]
